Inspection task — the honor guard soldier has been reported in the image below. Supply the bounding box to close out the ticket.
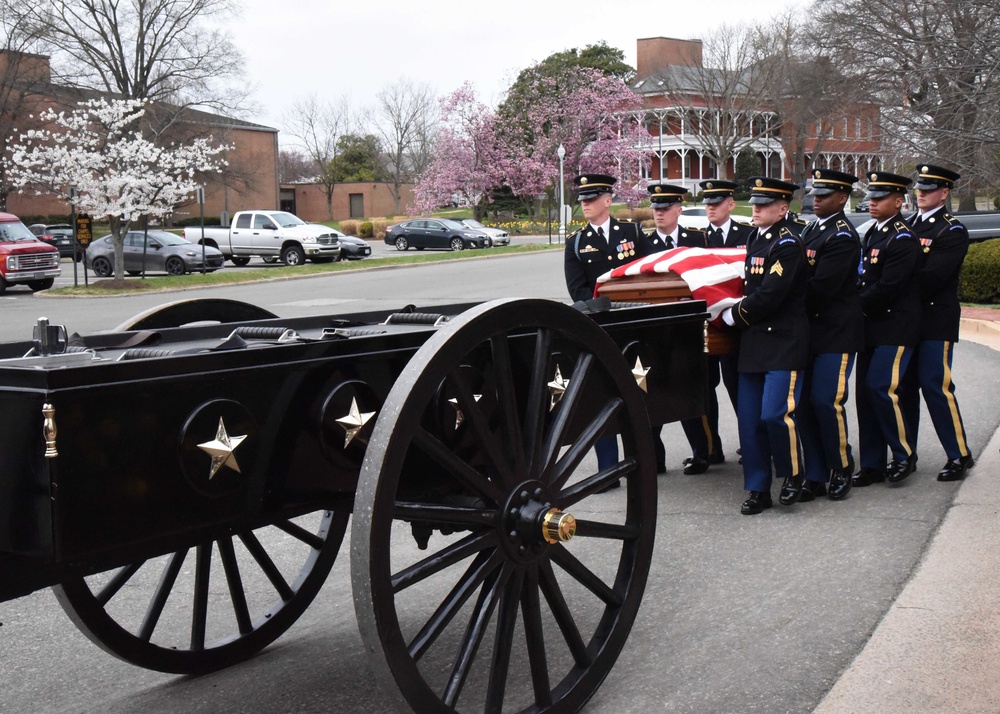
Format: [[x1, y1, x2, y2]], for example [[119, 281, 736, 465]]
[[645, 182, 716, 475], [564, 173, 657, 486], [721, 177, 809, 515], [853, 171, 921, 487], [795, 169, 864, 502], [901, 164, 974, 481], [700, 179, 748, 456]]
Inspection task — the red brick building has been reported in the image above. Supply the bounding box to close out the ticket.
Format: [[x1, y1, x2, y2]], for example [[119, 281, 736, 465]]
[[632, 37, 884, 191]]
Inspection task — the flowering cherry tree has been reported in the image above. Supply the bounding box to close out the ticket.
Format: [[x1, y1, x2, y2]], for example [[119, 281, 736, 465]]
[[411, 83, 501, 215], [6, 98, 228, 282]]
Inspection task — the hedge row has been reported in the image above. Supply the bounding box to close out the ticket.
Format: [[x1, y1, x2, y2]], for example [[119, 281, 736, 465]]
[[959, 239, 1000, 304], [340, 219, 388, 240]]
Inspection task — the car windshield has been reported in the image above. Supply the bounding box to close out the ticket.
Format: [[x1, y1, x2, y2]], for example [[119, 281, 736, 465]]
[[44, 224, 73, 235], [269, 212, 306, 228], [463, 219, 485, 229], [0, 221, 40, 243]]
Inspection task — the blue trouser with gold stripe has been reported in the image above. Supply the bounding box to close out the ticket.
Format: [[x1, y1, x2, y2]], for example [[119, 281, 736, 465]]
[[799, 353, 856, 483], [913, 340, 970, 461], [737, 370, 803, 492], [857, 345, 913, 469]]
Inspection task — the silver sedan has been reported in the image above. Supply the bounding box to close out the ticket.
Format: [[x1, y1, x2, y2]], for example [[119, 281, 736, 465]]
[[87, 230, 226, 276]]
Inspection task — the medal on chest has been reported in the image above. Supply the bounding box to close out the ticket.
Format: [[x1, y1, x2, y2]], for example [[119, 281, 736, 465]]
[[616, 240, 635, 260], [920, 237, 933, 253], [870, 248, 880, 264], [806, 249, 816, 266], [749, 255, 765, 275]]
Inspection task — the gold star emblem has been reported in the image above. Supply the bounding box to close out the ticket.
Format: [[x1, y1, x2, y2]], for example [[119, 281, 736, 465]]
[[198, 417, 247, 480], [448, 394, 482, 429], [632, 357, 651, 392], [336, 397, 376, 448], [548, 366, 570, 411]]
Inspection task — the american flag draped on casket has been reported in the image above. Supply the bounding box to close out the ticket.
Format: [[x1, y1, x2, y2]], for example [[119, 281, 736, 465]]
[[595, 247, 747, 354]]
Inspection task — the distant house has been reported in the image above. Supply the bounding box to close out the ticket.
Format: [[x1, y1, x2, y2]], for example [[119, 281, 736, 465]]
[[0, 50, 279, 221], [632, 37, 884, 191], [279, 182, 415, 222]]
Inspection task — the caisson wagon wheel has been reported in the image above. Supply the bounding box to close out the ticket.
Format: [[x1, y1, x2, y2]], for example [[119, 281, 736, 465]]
[[53, 505, 349, 674], [352, 298, 656, 713]]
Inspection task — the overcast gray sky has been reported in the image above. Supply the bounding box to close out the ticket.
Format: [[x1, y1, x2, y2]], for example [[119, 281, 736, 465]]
[[231, 0, 801, 143]]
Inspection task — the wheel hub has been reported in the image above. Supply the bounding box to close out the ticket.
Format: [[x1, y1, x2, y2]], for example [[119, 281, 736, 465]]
[[500, 481, 575, 563]]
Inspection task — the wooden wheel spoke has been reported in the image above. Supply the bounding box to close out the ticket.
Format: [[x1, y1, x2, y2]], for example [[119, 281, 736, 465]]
[[520, 565, 553, 707], [489, 333, 526, 478], [138, 549, 188, 642], [274, 518, 326, 550], [574, 520, 640, 541], [447, 369, 514, 487], [485, 568, 526, 714], [190, 543, 212, 651], [407, 549, 504, 662], [94, 561, 144, 607], [442, 563, 513, 708], [413, 427, 504, 505], [392, 530, 498, 594], [549, 545, 622, 608], [239, 530, 294, 601], [523, 327, 553, 475], [538, 559, 591, 666], [217, 538, 253, 635], [394, 501, 498, 529], [546, 398, 624, 490], [555, 457, 639, 509]]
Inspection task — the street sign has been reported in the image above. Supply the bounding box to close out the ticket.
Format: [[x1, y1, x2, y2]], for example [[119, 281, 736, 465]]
[[75, 214, 93, 246]]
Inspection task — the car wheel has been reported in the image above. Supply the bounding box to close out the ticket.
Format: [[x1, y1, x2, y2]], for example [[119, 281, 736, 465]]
[[28, 278, 55, 291], [450, 237, 465, 251], [261, 256, 279, 264], [91, 256, 113, 278], [230, 256, 252, 266], [165, 257, 186, 276], [282, 244, 305, 266], [394, 236, 408, 251]]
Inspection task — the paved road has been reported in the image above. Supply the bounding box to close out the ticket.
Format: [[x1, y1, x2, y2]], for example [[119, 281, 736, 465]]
[[2, 250, 999, 713]]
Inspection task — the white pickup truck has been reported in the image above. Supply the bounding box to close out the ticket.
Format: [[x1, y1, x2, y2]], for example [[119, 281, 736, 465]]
[[183, 211, 341, 266]]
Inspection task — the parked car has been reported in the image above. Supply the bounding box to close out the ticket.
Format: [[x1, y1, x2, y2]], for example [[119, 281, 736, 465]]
[[854, 197, 870, 213], [28, 223, 82, 260], [0, 213, 61, 293], [677, 207, 711, 229], [458, 219, 510, 246], [384, 219, 490, 251], [86, 230, 225, 277], [182, 210, 340, 265], [336, 232, 372, 260]]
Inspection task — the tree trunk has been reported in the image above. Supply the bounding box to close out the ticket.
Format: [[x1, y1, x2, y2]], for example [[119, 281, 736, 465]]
[[111, 216, 128, 284]]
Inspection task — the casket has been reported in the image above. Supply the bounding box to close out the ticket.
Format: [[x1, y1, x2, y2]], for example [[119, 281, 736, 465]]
[[595, 247, 744, 355]]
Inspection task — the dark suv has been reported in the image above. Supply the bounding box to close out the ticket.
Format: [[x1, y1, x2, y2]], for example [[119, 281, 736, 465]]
[[29, 223, 82, 260]]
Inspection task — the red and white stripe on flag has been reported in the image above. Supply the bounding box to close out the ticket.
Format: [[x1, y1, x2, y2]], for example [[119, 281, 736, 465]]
[[595, 247, 747, 326]]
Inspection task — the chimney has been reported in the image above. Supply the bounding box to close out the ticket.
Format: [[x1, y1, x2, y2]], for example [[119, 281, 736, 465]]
[[636, 37, 703, 78]]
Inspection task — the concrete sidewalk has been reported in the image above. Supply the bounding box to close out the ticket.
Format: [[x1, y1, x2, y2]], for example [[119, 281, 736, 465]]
[[816, 314, 1000, 713]]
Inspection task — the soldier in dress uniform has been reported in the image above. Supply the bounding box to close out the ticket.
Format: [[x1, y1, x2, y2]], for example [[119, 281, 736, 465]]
[[700, 179, 747, 458], [852, 171, 922, 487], [564, 173, 657, 487], [795, 168, 864, 502], [644, 182, 716, 475], [721, 177, 809, 515], [564, 173, 653, 303], [900, 164, 974, 481]]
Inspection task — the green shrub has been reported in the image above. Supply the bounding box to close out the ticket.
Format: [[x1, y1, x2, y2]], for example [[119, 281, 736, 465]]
[[959, 239, 1000, 304], [340, 219, 359, 236], [358, 221, 374, 238], [173, 215, 222, 227]]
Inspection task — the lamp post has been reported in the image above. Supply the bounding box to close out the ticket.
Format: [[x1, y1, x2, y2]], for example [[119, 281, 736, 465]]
[[557, 144, 566, 244]]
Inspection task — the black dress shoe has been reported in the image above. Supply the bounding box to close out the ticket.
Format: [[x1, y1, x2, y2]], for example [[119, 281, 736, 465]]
[[778, 474, 804, 505], [937, 454, 974, 482], [741, 491, 773, 515], [656, 462, 667, 474], [886, 454, 917, 483], [798, 480, 827, 502], [709, 451, 726, 465], [852, 467, 885, 487], [683, 457, 709, 475], [828, 469, 853, 500], [597, 480, 621, 493]]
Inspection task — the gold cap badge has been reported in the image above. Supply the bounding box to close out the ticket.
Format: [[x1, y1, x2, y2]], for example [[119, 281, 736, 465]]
[[755, 179, 763, 187]]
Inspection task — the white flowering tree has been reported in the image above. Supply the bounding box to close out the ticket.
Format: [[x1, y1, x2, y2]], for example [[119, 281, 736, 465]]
[[6, 98, 228, 282]]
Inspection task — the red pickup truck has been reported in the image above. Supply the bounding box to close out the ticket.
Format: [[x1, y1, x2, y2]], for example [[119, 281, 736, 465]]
[[0, 212, 61, 294]]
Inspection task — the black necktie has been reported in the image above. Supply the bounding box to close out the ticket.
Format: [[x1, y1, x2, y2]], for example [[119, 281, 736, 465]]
[[912, 214, 923, 228], [664, 234, 674, 249], [597, 226, 605, 242], [710, 227, 723, 246]]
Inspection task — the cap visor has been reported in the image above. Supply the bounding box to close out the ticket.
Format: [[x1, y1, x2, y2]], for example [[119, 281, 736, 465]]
[[748, 195, 776, 204]]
